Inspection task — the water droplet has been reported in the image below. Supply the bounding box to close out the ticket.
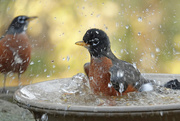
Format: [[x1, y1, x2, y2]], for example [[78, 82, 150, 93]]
[[138, 32, 141, 36], [7, 7, 10, 11], [156, 48, 160, 52], [41, 113, 48, 121], [117, 70, 124, 78], [160, 111, 163, 116], [119, 38, 121, 42], [119, 83, 124, 94], [67, 56, 70, 61], [89, 76, 93, 80], [121, 49, 124, 53], [30, 61, 34, 65], [38, 60, 41, 62], [18, 82, 22, 87], [47, 75, 50, 78], [12, 76, 15, 80], [125, 25, 129, 29], [53, 65, 55, 68], [135, 82, 139, 86], [138, 17, 142, 22], [51, 60, 54, 63], [146, 8, 149, 12], [95, 31, 99, 34], [108, 82, 112, 88], [54, 17, 56, 20], [96, 14, 100, 17], [151, 53, 155, 58], [44, 69, 47, 72], [68, 65, 70, 69], [140, 59, 143, 62], [132, 63, 137, 69], [62, 58, 65, 61], [116, 22, 119, 27]]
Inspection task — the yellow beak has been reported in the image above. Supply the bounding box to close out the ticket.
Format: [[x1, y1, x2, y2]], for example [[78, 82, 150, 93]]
[[75, 41, 90, 47], [27, 16, 38, 21]]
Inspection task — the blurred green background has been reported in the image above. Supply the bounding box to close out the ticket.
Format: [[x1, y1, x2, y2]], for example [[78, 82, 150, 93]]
[[0, 0, 180, 87]]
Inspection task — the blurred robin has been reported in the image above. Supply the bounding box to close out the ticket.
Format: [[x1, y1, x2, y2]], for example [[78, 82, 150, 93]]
[[75, 28, 153, 96], [164, 79, 180, 90], [0, 15, 37, 93]]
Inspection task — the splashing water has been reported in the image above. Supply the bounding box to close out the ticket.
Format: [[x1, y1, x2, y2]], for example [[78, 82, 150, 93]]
[[21, 73, 180, 106], [138, 17, 142, 22], [156, 48, 160, 52], [41, 113, 48, 121], [117, 70, 124, 78], [61, 73, 90, 95], [29, 61, 34, 65], [119, 83, 124, 95], [125, 25, 129, 29], [138, 32, 141, 36], [108, 82, 113, 88]]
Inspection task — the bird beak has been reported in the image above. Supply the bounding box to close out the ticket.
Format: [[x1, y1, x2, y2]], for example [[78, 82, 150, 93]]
[[75, 41, 90, 47], [26, 16, 38, 21]]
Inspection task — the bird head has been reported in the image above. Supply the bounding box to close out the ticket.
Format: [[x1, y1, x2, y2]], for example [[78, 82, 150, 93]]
[[76, 28, 110, 57], [7, 15, 37, 34]]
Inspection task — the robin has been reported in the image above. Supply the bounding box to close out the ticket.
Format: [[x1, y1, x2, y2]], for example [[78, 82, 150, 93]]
[[0, 15, 37, 93], [164, 79, 180, 90], [75, 28, 153, 96]]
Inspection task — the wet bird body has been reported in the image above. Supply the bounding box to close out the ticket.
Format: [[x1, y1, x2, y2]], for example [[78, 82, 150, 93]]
[[86, 51, 143, 96], [76, 28, 151, 96], [88, 56, 117, 96]]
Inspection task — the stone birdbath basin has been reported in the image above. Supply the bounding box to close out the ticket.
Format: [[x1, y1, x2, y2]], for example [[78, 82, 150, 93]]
[[13, 73, 180, 121]]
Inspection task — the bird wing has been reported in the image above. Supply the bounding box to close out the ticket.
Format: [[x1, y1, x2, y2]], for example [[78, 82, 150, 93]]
[[109, 60, 146, 92]]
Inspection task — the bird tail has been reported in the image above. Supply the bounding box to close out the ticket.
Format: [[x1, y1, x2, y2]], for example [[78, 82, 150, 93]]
[[138, 75, 180, 92]]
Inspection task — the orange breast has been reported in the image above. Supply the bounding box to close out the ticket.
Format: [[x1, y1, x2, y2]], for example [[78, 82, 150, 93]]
[[0, 33, 31, 74], [88, 56, 120, 96]]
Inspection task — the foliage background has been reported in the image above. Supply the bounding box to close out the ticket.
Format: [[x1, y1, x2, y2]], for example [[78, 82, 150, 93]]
[[0, 0, 180, 87]]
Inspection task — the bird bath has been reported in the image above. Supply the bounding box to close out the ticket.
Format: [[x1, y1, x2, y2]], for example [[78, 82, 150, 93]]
[[13, 73, 180, 121]]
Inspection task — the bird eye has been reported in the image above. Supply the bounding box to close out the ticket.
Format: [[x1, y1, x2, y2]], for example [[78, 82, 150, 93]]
[[93, 40, 99, 46], [18, 17, 25, 24]]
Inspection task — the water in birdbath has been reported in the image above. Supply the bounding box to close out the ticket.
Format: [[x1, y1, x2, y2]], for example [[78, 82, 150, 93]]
[[54, 73, 180, 106], [19, 73, 180, 107]]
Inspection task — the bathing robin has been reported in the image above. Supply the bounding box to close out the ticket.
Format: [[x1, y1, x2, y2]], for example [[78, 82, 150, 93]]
[[164, 79, 180, 90], [75, 28, 152, 96], [0, 15, 37, 93]]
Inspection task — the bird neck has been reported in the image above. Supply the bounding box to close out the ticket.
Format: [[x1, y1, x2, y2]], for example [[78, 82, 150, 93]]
[[102, 49, 118, 61], [6, 25, 26, 35], [90, 48, 118, 61]]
